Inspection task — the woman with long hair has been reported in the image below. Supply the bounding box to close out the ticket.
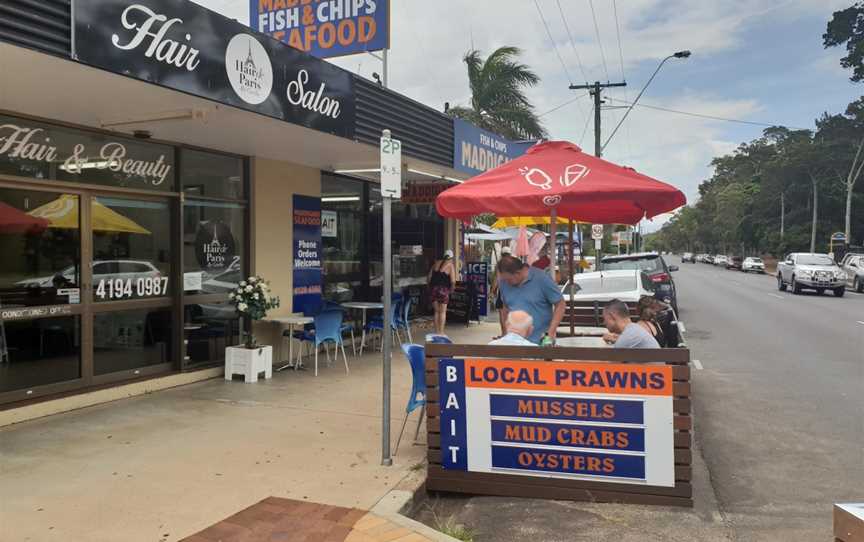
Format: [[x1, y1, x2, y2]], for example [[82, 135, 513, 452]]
[[637, 295, 668, 347], [427, 250, 457, 335]]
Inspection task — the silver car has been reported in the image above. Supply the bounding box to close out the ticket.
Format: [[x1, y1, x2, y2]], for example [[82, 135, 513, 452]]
[[840, 253, 864, 292], [776, 253, 846, 297]]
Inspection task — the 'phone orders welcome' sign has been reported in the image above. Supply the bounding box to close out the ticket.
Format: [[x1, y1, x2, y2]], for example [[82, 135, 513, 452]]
[[252, 0, 389, 58], [439, 358, 675, 487]]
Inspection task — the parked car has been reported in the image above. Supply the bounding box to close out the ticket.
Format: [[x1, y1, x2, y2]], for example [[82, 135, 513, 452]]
[[704, 255, 715, 264], [840, 253, 864, 292], [561, 269, 655, 303], [777, 253, 846, 296], [726, 256, 743, 270], [742, 257, 765, 273], [601, 252, 679, 313], [18, 260, 161, 288], [714, 255, 729, 267], [681, 252, 696, 263]]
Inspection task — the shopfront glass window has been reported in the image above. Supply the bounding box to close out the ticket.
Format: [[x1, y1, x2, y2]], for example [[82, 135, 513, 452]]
[[181, 150, 244, 199], [0, 316, 81, 393], [183, 201, 245, 295], [322, 175, 364, 301], [94, 308, 172, 375], [0, 114, 174, 191], [92, 197, 172, 302], [0, 189, 80, 307], [184, 301, 240, 368]]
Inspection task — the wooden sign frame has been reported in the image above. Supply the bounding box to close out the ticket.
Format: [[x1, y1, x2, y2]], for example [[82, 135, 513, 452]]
[[424, 343, 693, 507]]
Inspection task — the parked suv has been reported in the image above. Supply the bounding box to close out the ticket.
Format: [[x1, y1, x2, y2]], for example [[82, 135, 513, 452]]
[[726, 256, 743, 270], [742, 257, 765, 273], [601, 252, 679, 313], [681, 252, 696, 263], [714, 255, 729, 267], [777, 253, 846, 297], [840, 253, 864, 292]]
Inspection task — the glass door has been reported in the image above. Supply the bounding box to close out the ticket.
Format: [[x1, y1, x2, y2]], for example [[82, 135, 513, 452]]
[[0, 186, 83, 402], [88, 194, 177, 384]]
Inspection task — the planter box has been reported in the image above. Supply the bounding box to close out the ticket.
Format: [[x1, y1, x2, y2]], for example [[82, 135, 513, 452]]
[[225, 346, 272, 383]]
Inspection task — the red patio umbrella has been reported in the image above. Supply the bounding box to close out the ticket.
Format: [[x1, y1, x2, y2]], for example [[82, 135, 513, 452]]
[[436, 141, 686, 225], [0, 202, 49, 234]]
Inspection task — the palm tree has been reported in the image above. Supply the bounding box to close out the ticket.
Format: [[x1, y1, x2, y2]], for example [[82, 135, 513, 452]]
[[448, 47, 547, 140]]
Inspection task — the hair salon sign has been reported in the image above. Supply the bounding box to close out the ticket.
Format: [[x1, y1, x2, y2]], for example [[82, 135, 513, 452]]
[[74, 0, 355, 139]]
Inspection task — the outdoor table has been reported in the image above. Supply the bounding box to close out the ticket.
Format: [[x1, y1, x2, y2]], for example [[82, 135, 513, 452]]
[[266, 315, 314, 371], [342, 302, 383, 355], [555, 336, 608, 348], [558, 326, 607, 337]]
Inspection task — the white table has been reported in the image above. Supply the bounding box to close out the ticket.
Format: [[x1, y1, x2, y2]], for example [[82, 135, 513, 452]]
[[266, 315, 314, 370], [557, 326, 607, 337], [556, 336, 609, 348], [342, 302, 383, 355]]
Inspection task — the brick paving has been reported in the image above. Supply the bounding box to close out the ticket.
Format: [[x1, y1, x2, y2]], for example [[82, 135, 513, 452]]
[[181, 497, 433, 542]]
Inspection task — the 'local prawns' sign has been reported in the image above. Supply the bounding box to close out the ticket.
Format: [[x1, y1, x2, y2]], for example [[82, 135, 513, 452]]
[[439, 359, 675, 487]]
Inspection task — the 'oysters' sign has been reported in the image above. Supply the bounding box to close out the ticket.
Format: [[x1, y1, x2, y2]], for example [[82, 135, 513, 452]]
[[74, 0, 355, 139]]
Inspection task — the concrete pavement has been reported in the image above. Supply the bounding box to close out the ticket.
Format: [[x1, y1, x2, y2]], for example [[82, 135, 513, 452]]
[[0, 325, 492, 542]]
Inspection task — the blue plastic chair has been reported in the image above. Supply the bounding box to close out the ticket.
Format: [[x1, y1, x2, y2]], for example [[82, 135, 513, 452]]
[[395, 344, 427, 455], [363, 298, 402, 355], [425, 334, 453, 344], [297, 309, 349, 376], [321, 301, 357, 356], [395, 297, 414, 343]]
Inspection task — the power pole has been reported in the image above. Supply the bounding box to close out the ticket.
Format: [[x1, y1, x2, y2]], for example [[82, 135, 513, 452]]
[[569, 81, 627, 158], [569, 81, 627, 268]]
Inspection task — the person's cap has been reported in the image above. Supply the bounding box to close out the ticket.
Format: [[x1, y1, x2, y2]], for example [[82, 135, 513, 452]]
[[444, 249, 454, 258], [502, 246, 512, 254]]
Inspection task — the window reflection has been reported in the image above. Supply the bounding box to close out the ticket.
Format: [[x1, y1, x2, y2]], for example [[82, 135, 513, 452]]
[[184, 302, 240, 367], [183, 201, 245, 295], [92, 197, 171, 302], [0, 189, 80, 307], [93, 308, 172, 375], [0, 316, 81, 393]]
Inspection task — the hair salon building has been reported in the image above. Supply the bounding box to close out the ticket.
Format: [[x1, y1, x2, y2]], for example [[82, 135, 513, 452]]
[[0, 0, 480, 413]]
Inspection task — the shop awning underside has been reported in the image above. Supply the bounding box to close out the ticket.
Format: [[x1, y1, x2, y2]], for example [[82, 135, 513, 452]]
[[0, 43, 463, 181]]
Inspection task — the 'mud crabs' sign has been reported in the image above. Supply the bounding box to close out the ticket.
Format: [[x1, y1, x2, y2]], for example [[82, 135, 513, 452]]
[[439, 358, 676, 487]]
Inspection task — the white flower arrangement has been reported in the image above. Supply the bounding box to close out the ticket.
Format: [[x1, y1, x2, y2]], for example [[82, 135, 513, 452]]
[[228, 275, 280, 348]]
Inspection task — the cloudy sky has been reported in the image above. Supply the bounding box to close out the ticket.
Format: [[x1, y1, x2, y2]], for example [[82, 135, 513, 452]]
[[198, 0, 860, 230]]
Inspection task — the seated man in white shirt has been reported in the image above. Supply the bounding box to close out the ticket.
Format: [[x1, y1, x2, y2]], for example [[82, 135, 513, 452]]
[[488, 311, 538, 347]]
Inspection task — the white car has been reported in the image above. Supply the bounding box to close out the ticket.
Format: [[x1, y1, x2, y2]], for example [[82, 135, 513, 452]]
[[562, 270, 655, 303], [18, 260, 162, 288], [742, 257, 765, 273], [714, 255, 729, 267]]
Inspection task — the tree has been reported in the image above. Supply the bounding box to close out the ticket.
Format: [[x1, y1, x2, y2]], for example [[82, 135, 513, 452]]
[[824, 2, 864, 82], [448, 47, 547, 140]]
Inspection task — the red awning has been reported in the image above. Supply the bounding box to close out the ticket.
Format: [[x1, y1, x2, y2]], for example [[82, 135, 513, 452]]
[[436, 141, 686, 225], [0, 202, 49, 234]]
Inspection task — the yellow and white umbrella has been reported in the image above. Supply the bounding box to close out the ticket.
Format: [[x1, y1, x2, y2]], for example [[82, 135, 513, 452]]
[[28, 194, 151, 234], [492, 216, 586, 229]]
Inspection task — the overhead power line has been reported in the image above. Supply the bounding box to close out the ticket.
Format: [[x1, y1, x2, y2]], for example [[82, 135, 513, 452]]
[[533, 0, 573, 85], [579, 103, 594, 146], [539, 93, 589, 117], [605, 97, 809, 130], [612, 0, 626, 82], [555, 0, 590, 84], [587, 0, 610, 81]]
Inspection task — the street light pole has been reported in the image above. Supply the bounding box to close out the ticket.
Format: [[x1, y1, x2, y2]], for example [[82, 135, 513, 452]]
[[602, 51, 691, 153]]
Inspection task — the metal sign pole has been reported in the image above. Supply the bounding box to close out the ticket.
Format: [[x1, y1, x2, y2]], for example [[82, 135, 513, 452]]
[[382, 194, 393, 466], [379, 129, 401, 467]]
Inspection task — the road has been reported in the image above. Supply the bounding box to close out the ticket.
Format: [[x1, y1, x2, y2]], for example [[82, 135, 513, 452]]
[[413, 262, 864, 541], [677, 261, 864, 540]]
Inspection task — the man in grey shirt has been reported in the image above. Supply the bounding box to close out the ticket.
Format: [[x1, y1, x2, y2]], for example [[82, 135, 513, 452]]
[[602, 299, 660, 349]]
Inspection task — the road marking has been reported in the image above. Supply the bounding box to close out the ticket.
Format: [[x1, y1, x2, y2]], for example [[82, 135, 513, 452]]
[[857, 321, 864, 326], [767, 293, 784, 300], [692, 359, 704, 370]]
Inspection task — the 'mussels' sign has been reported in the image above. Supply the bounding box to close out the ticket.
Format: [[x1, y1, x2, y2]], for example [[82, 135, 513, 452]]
[[74, 0, 355, 139]]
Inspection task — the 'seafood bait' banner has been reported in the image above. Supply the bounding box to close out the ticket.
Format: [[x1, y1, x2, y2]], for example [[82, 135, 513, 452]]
[[439, 359, 676, 487], [252, 0, 389, 58]]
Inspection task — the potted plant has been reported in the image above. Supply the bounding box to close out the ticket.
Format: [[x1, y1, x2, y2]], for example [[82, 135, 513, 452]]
[[224, 276, 281, 383]]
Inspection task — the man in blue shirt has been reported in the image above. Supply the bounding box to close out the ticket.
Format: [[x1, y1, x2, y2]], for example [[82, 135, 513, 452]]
[[497, 256, 566, 344]]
